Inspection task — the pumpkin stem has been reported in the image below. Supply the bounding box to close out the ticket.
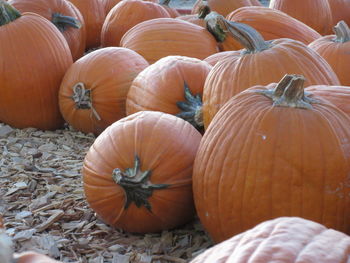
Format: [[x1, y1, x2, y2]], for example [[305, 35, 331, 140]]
[[112, 155, 169, 211], [333, 20, 350, 43], [205, 12, 269, 53], [198, 5, 210, 19], [259, 74, 314, 109], [52, 13, 81, 32], [0, 1, 21, 26], [71, 82, 102, 121], [176, 82, 203, 132], [161, 0, 171, 6]]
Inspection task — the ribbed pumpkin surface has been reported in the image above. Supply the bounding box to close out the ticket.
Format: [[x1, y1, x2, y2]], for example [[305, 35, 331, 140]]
[[120, 18, 219, 64], [83, 111, 202, 233], [190, 217, 350, 262]]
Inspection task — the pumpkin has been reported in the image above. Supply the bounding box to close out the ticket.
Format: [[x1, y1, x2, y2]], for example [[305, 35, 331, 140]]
[[202, 16, 340, 128], [269, 0, 333, 35], [14, 252, 62, 263], [160, 0, 180, 17], [190, 217, 350, 262], [101, 0, 170, 47], [204, 51, 234, 66], [193, 74, 350, 242], [59, 47, 149, 135], [226, 6, 321, 45], [9, 0, 86, 61], [192, 0, 261, 17], [308, 21, 350, 86], [126, 56, 212, 132], [120, 18, 219, 64], [0, 1, 72, 130], [176, 5, 210, 28], [68, 0, 104, 49], [305, 85, 350, 118], [102, 0, 159, 16], [328, 0, 350, 27], [83, 111, 202, 233]]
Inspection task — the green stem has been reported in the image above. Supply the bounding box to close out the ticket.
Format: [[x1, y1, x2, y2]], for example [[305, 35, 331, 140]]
[[258, 74, 315, 109], [198, 5, 210, 19], [0, 1, 21, 26], [333, 20, 350, 43], [205, 12, 270, 53], [176, 82, 203, 132], [52, 12, 81, 32], [161, 0, 171, 6], [112, 155, 169, 211]]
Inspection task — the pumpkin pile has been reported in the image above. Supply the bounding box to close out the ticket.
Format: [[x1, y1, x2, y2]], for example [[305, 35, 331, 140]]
[[2, 0, 350, 261]]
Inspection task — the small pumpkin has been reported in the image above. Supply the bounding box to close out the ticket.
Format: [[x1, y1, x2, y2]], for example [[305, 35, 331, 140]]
[[190, 217, 350, 262], [194, 74, 350, 242], [101, 0, 170, 47], [83, 111, 202, 233], [202, 16, 339, 128], [59, 47, 149, 135], [68, 0, 105, 49], [120, 18, 219, 64], [309, 21, 350, 86], [226, 6, 321, 45], [269, 0, 333, 35], [0, 1, 72, 130], [192, 0, 261, 17], [9, 0, 86, 61], [126, 56, 212, 132]]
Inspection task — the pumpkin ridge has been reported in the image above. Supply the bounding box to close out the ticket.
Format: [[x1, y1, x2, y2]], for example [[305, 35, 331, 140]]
[[0, 1, 21, 26]]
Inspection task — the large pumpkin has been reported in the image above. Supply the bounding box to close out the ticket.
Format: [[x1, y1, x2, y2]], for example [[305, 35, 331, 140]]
[[101, 0, 170, 47], [193, 74, 350, 242], [269, 0, 333, 35], [69, 0, 104, 49], [126, 56, 212, 132], [192, 0, 261, 17], [102, 0, 159, 15], [0, 1, 72, 130], [202, 17, 340, 128], [190, 217, 350, 262], [120, 18, 219, 64], [83, 111, 202, 233], [59, 47, 149, 135], [9, 0, 86, 61], [226, 6, 321, 45], [309, 21, 350, 86]]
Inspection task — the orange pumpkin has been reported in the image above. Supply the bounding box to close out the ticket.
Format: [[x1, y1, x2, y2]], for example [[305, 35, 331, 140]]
[[328, 0, 350, 27], [226, 6, 321, 45], [308, 21, 350, 86], [9, 0, 86, 61], [0, 1, 72, 130], [194, 75, 350, 242], [69, 0, 105, 49], [202, 18, 340, 128], [59, 47, 149, 135], [305, 85, 350, 118], [102, 0, 159, 16], [269, 0, 333, 35], [160, 0, 180, 17], [126, 56, 212, 132], [83, 111, 202, 233], [192, 0, 261, 16], [204, 51, 233, 66], [101, 0, 170, 47], [176, 5, 210, 28], [190, 217, 350, 262], [120, 18, 219, 64]]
